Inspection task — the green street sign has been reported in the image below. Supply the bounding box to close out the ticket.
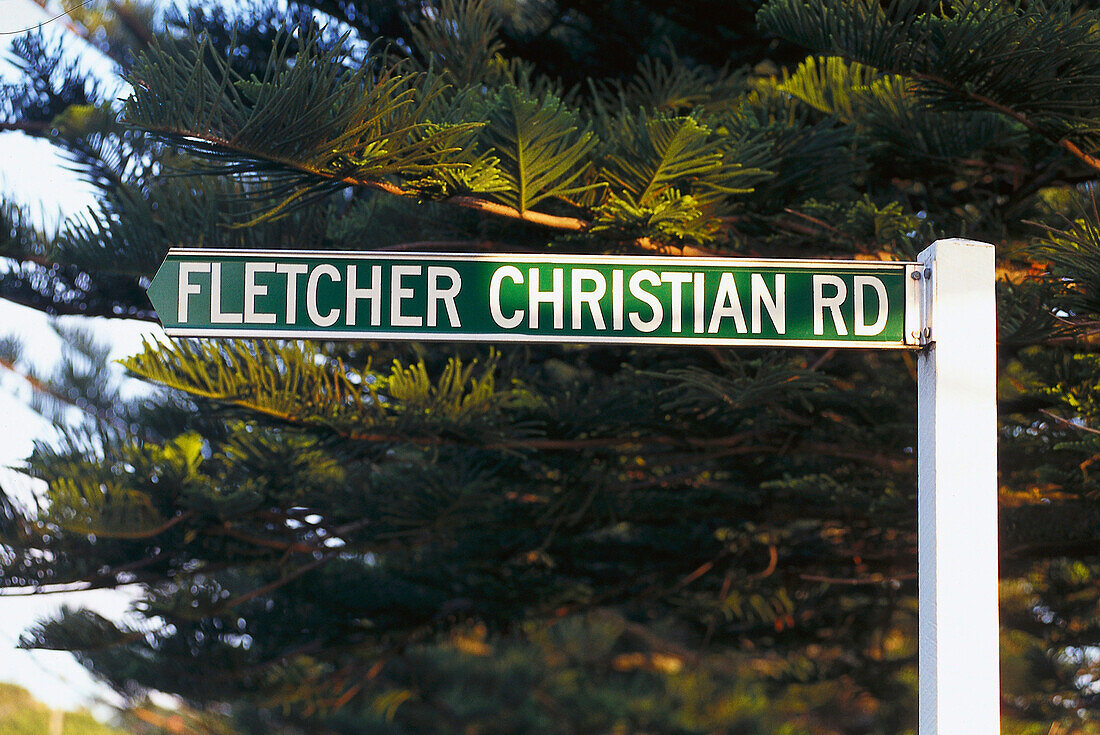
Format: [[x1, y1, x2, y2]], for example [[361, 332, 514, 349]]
[[147, 249, 924, 348]]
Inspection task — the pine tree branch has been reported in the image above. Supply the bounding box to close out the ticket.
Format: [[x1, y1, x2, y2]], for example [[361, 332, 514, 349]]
[[98, 551, 171, 577], [440, 195, 588, 231], [1004, 538, 1100, 562], [590, 608, 702, 664], [107, 0, 154, 49], [797, 441, 913, 473], [632, 236, 720, 257], [0, 356, 56, 403], [151, 374, 763, 450], [797, 572, 915, 586], [79, 512, 193, 540], [911, 71, 1100, 172], [140, 126, 594, 232], [323, 661, 383, 710], [207, 518, 383, 556], [338, 430, 760, 450], [341, 174, 590, 230], [491, 434, 753, 450], [780, 208, 861, 246], [0, 579, 120, 595], [808, 348, 836, 372], [217, 555, 332, 612], [145, 369, 917, 466], [139, 127, 735, 253], [351, 186, 717, 254], [3, 251, 58, 269], [0, 355, 132, 432], [1039, 409, 1100, 436], [0, 121, 50, 135], [748, 545, 779, 581], [208, 525, 321, 555], [127, 707, 193, 734]]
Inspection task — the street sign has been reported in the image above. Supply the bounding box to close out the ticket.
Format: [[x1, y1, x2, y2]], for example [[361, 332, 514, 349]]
[[145, 241, 999, 734], [147, 249, 923, 347]]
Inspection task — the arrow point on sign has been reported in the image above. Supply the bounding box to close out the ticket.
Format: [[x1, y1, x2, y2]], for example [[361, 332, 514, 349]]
[[146, 255, 176, 325]]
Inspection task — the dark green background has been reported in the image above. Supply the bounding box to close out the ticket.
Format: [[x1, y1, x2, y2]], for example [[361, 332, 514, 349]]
[[148, 252, 911, 345]]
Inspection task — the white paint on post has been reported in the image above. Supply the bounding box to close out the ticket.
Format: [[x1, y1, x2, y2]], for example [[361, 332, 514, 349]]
[[917, 239, 1000, 733]]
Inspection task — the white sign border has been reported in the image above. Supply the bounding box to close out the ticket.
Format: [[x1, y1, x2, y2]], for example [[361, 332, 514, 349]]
[[156, 249, 925, 349]]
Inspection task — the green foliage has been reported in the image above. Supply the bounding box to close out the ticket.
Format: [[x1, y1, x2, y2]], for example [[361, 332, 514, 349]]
[[592, 111, 769, 241], [122, 339, 527, 443], [594, 52, 748, 115], [0, 200, 50, 267], [1, 32, 99, 127], [758, 0, 1100, 151], [478, 85, 599, 212], [126, 27, 485, 219], [779, 55, 1024, 162], [725, 85, 864, 217], [1035, 197, 1100, 318], [409, 0, 506, 88], [7, 0, 1100, 732], [779, 55, 888, 126]]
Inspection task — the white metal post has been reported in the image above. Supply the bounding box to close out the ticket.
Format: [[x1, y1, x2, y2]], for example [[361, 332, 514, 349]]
[[916, 239, 1000, 733]]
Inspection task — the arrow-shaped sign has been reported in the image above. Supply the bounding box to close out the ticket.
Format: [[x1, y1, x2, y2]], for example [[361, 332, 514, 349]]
[[148, 249, 923, 347]]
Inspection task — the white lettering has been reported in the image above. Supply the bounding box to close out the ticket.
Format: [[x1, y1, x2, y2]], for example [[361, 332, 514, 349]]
[[345, 264, 381, 327], [693, 273, 705, 333], [489, 266, 524, 329], [813, 274, 847, 336], [276, 263, 308, 322], [390, 265, 422, 328], [571, 268, 606, 330], [177, 262, 210, 322], [244, 263, 276, 325], [629, 270, 663, 333], [307, 264, 341, 327], [427, 266, 461, 327], [661, 272, 692, 332], [752, 273, 785, 334], [612, 270, 624, 331], [210, 262, 243, 324], [529, 267, 564, 330], [708, 272, 748, 334], [854, 275, 889, 336]]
